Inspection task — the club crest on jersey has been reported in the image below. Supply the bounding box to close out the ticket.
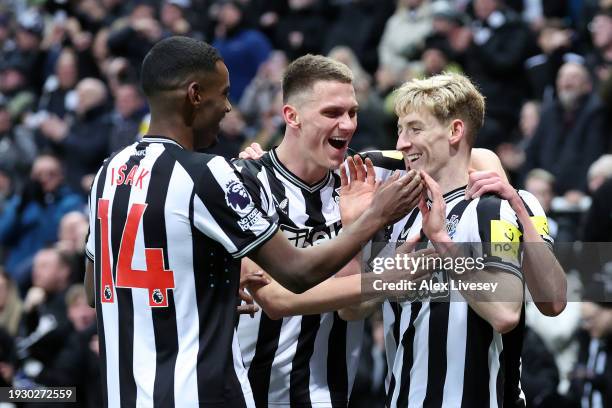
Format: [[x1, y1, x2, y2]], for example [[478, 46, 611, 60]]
[[152, 289, 164, 305], [225, 180, 251, 212], [446, 215, 459, 239], [333, 187, 341, 204]]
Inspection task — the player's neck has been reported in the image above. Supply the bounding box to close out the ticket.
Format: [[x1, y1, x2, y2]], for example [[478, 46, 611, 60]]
[[148, 115, 193, 150], [432, 157, 469, 195], [275, 142, 329, 185]]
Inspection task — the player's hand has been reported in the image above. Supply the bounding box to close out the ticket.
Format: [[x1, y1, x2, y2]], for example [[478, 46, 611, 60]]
[[377, 235, 438, 300], [339, 155, 378, 226], [238, 270, 269, 317], [418, 171, 448, 242], [466, 169, 518, 201], [238, 142, 265, 160], [369, 169, 422, 226]]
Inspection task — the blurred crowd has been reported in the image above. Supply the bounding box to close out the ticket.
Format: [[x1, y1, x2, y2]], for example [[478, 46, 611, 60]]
[[0, 0, 611, 406]]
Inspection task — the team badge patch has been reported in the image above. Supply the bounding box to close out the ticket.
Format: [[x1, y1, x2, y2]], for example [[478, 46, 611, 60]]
[[225, 180, 251, 212], [446, 215, 459, 239]]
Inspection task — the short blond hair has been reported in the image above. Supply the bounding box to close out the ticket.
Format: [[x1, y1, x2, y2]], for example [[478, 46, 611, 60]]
[[282, 54, 353, 104], [394, 73, 485, 145]]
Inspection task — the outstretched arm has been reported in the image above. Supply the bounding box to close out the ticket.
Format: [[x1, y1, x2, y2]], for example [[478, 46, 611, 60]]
[[466, 171, 567, 316]]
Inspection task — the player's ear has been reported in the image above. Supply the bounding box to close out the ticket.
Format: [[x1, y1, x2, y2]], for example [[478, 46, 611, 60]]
[[448, 119, 465, 146], [187, 81, 202, 106], [282, 104, 300, 129]]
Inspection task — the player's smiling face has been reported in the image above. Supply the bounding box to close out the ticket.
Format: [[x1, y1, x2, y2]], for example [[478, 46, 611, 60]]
[[296, 80, 358, 170], [192, 61, 232, 150], [396, 109, 450, 177]]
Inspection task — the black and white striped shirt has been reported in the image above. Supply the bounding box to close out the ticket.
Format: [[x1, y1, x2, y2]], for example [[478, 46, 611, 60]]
[[357, 150, 554, 408], [381, 187, 526, 407], [234, 149, 364, 407], [85, 136, 278, 407]]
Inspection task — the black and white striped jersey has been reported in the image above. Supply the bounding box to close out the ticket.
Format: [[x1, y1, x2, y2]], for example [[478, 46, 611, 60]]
[[233, 148, 364, 407], [380, 187, 526, 407], [85, 136, 278, 408], [359, 150, 555, 408]]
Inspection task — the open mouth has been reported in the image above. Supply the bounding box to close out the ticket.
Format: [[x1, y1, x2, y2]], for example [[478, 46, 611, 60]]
[[328, 137, 348, 150], [406, 153, 422, 163]]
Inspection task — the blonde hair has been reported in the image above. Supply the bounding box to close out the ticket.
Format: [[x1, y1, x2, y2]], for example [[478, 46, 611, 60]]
[[394, 73, 485, 145]]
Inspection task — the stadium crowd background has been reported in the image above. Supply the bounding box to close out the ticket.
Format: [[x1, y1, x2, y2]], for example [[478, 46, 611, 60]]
[[0, 0, 610, 406]]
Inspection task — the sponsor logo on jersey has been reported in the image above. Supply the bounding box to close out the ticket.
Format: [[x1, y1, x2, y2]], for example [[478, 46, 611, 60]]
[[281, 221, 342, 248], [490, 219, 521, 262]]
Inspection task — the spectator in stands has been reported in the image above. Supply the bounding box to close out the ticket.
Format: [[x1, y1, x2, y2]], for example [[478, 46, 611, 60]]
[[423, 0, 470, 65], [274, 0, 326, 61], [106, 1, 163, 70], [525, 19, 581, 102], [586, 7, 612, 86], [108, 82, 147, 153], [323, 0, 395, 73], [582, 176, 612, 242], [0, 269, 23, 337], [203, 109, 251, 160], [39, 78, 112, 194], [587, 154, 612, 193], [562, 280, 612, 407], [0, 154, 82, 287], [378, 0, 434, 74], [3, 10, 47, 93], [213, 0, 272, 102], [245, 86, 284, 151], [521, 326, 561, 408], [497, 100, 541, 182], [56, 211, 88, 284], [18, 247, 73, 385], [160, 0, 194, 36], [238, 50, 287, 127], [461, 0, 533, 148], [0, 95, 37, 192], [328, 46, 390, 150], [37, 49, 79, 120], [523, 62, 608, 197], [524, 169, 559, 240], [32, 284, 100, 407], [0, 327, 16, 388], [0, 60, 37, 122]]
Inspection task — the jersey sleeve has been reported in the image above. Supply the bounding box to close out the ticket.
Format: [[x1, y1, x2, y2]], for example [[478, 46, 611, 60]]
[[231, 159, 278, 223], [85, 166, 105, 262], [358, 150, 406, 182], [193, 156, 279, 258], [473, 195, 523, 280], [517, 190, 554, 249]]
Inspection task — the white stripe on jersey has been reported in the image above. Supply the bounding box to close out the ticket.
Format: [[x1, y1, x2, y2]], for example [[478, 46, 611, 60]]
[[100, 146, 134, 408], [165, 163, 199, 407], [442, 302, 468, 406], [408, 304, 430, 408], [274, 167, 310, 226], [488, 330, 503, 408], [268, 317, 302, 405], [128, 143, 164, 406], [310, 314, 333, 406]]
